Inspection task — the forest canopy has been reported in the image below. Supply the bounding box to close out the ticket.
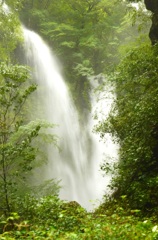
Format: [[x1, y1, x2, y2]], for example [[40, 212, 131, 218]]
[[1, 0, 158, 239]]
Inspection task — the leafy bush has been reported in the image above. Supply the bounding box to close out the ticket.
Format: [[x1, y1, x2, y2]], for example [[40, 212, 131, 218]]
[[1, 195, 158, 239], [0, 63, 58, 216], [97, 42, 158, 212]]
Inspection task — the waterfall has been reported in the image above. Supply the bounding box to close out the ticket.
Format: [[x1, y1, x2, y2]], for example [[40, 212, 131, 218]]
[[22, 27, 118, 210]]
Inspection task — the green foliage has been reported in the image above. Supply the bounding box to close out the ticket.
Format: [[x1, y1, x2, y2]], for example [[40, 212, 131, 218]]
[[39, 0, 127, 71], [0, 63, 58, 215], [97, 42, 158, 212], [19, 0, 129, 113], [0, 1, 22, 61], [20, 0, 151, 115], [1, 3, 157, 239], [0, 195, 158, 239]]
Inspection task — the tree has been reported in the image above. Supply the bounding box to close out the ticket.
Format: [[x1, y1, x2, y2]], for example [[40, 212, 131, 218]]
[[0, 63, 57, 215], [0, 1, 23, 62], [20, 0, 128, 113], [126, 0, 158, 44], [97, 42, 158, 211]]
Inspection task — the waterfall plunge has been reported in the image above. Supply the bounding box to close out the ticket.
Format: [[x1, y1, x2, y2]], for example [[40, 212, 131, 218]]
[[23, 27, 117, 210]]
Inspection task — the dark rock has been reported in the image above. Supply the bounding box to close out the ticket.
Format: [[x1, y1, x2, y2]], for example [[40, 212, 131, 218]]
[[144, 0, 158, 13], [149, 13, 158, 44], [144, 0, 158, 44], [65, 201, 81, 208]]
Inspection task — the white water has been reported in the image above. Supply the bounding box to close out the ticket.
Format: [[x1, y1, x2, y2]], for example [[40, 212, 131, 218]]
[[23, 27, 118, 210]]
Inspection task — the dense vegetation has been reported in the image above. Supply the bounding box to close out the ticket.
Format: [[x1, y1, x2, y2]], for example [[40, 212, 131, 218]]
[[97, 42, 158, 211], [1, 195, 158, 239], [20, 0, 135, 112], [1, 0, 158, 239]]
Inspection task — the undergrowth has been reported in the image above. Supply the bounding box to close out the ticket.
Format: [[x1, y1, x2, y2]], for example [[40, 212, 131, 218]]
[[0, 195, 158, 240]]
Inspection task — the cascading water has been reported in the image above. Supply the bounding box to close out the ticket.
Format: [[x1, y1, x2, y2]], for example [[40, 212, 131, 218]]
[[22, 27, 118, 210]]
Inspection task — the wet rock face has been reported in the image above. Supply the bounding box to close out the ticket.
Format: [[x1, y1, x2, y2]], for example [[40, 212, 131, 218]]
[[144, 0, 158, 44]]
